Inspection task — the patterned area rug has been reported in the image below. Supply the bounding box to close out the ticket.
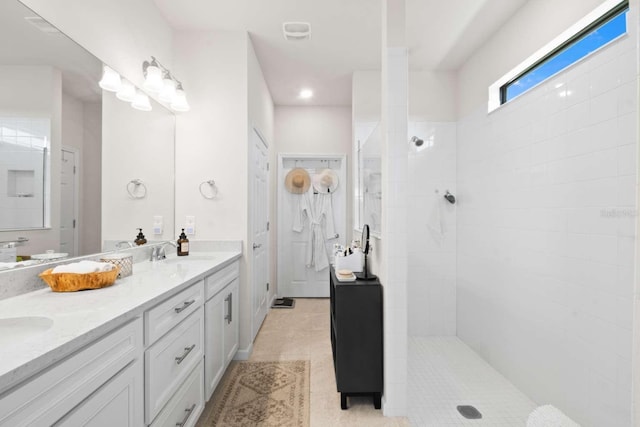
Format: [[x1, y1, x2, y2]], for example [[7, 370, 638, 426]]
[[206, 360, 310, 427]]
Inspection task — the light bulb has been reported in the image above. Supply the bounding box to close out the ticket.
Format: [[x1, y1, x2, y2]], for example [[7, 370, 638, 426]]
[[170, 85, 190, 112], [143, 62, 163, 93], [159, 76, 177, 103], [98, 65, 121, 92], [116, 79, 136, 102], [131, 89, 152, 111]]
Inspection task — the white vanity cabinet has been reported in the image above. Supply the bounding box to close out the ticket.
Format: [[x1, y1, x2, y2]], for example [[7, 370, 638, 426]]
[[204, 261, 240, 400], [144, 280, 205, 426], [0, 318, 144, 427]]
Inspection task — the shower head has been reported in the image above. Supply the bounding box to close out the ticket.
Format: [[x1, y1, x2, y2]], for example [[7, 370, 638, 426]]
[[410, 136, 424, 147]]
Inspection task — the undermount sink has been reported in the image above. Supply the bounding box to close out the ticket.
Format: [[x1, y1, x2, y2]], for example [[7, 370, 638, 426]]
[[160, 256, 215, 264], [0, 316, 53, 345]]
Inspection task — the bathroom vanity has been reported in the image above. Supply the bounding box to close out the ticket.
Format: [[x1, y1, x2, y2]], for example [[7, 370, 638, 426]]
[[329, 266, 383, 410], [0, 251, 240, 427]]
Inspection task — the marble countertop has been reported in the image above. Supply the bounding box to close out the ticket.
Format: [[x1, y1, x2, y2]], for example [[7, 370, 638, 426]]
[[0, 251, 241, 395]]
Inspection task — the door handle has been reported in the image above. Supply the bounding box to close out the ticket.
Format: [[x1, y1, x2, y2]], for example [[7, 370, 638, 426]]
[[253, 243, 262, 249]]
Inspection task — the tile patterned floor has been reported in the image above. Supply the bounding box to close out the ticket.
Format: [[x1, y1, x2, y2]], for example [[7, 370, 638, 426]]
[[196, 298, 409, 426], [408, 336, 537, 426], [196, 300, 537, 426]]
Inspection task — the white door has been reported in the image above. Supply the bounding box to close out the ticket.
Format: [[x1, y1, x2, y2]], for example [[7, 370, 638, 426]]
[[250, 128, 269, 341], [277, 155, 346, 298], [60, 148, 78, 256]]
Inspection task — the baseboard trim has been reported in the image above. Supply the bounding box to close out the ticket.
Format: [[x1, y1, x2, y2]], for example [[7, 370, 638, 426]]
[[234, 343, 253, 360]]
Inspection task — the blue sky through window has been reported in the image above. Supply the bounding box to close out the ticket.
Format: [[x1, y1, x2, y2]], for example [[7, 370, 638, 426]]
[[504, 9, 628, 102]]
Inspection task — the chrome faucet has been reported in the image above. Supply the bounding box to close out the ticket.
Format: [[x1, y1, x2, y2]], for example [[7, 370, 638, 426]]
[[150, 241, 178, 261]]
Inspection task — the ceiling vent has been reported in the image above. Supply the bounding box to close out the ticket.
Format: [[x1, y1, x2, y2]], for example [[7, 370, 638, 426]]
[[282, 22, 311, 41], [24, 16, 60, 33]]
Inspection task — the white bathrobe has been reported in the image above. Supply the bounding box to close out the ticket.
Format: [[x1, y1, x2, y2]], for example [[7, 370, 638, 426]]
[[293, 188, 336, 271]]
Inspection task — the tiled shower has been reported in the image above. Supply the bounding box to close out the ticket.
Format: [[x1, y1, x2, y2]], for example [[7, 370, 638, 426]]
[[407, 8, 638, 426]]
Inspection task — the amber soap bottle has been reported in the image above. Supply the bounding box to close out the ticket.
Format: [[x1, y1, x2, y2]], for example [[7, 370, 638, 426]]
[[177, 229, 189, 256]]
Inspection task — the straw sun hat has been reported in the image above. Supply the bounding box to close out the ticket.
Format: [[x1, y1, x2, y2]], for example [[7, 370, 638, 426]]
[[312, 169, 339, 193], [284, 168, 311, 194]]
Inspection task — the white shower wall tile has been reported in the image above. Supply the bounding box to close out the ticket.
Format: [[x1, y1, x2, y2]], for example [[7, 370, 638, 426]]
[[408, 121, 457, 337], [457, 27, 637, 427]]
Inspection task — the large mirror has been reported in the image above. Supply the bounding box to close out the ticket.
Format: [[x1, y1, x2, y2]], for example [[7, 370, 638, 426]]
[[0, 0, 175, 265], [355, 122, 381, 236]]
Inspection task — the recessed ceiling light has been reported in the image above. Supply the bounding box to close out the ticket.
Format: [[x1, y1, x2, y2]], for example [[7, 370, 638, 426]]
[[299, 89, 313, 99]]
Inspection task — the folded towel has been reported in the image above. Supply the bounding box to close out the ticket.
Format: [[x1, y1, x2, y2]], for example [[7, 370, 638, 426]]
[[52, 260, 114, 274], [527, 405, 580, 427]]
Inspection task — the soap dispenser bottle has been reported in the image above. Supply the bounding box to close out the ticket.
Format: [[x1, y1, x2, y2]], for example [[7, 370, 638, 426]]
[[177, 229, 189, 256], [134, 228, 147, 246]]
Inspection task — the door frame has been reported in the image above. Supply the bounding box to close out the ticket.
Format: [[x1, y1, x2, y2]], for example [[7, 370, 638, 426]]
[[61, 146, 80, 256], [249, 126, 270, 343], [276, 153, 347, 298]]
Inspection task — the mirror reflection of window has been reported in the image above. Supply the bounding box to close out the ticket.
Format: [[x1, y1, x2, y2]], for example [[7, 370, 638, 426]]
[[0, 117, 50, 229]]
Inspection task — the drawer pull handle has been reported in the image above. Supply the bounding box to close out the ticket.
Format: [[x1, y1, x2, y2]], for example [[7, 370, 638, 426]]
[[175, 344, 196, 365], [176, 403, 196, 426], [174, 299, 196, 314], [224, 293, 232, 324]]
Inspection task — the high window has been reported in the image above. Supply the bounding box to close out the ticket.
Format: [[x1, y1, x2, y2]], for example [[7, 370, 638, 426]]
[[489, 0, 629, 111]]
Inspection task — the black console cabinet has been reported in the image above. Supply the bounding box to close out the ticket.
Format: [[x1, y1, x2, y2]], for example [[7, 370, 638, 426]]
[[329, 266, 383, 409]]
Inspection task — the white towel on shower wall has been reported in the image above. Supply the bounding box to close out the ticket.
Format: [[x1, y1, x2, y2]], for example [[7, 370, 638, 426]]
[[426, 192, 444, 245], [527, 405, 581, 427]]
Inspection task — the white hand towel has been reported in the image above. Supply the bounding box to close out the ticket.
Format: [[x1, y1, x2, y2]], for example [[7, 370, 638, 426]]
[[52, 261, 114, 274], [527, 405, 580, 427]]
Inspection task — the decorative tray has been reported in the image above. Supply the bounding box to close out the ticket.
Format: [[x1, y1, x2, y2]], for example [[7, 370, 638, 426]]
[[39, 267, 120, 292]]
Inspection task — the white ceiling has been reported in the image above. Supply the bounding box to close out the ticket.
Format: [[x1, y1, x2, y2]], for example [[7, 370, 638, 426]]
[[153, 0, 528, 106], [0, 1, 102, 103]]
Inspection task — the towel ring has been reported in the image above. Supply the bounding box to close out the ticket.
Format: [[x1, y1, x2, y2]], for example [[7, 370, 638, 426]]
[[199, 179, 218, 199], [126, 179, 147, 199]]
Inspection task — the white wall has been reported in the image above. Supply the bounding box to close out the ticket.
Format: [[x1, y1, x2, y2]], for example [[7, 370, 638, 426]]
[[101, 92, 175, 244], [61, 93, 102, 255], [409, 71, 457, 122], [81, 102, 101, 254], [456, 4, 638, 426], [173, 31, 248, 241], [407, 122, 456, 336]]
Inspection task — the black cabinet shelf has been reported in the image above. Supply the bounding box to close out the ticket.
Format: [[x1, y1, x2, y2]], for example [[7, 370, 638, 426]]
[[329, 267, 383, 410]]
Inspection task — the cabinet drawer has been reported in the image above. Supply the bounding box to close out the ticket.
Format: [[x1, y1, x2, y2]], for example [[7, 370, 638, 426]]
[[54, 359, 143, 427], [0, 318, 143, 427], [145, 307, 204, 424], [205, 261, 239, 300], [145, 280, 204, 345], [151, 360, 204, 427]]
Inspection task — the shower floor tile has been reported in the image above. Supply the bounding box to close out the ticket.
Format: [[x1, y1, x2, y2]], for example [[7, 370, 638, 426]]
[[409, 337, 537, 426]]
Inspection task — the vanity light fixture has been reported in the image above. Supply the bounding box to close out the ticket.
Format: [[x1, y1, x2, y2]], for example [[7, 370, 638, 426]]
[[98, 65, 122, 92], [131, 89, 152, 111], [158, 72, 177, 103], [116, 79, 136, 102], [170, 83, 190, 112], [143, 56, 190, 112], [142, 57, 163, 93]]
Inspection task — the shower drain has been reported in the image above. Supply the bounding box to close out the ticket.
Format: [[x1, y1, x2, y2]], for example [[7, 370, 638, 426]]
[[457, 405, 482, 419]]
